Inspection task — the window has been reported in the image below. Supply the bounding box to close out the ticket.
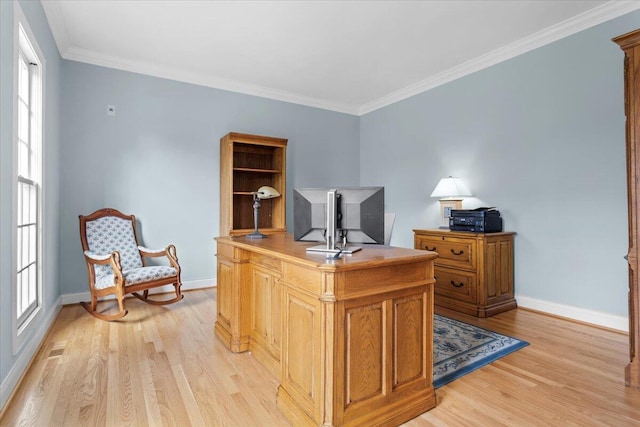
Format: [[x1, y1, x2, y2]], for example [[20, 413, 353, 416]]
[[14, 13, 44, 341]]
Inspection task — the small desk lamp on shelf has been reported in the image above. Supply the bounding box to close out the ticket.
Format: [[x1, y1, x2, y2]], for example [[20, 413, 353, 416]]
[[246, 185, 280, 239], [430, 177, 472, 228]]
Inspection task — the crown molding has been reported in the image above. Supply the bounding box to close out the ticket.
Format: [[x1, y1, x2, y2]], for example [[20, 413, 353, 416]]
[[43, 0, 640, 117], [41, 0, 358, 114], [62, 46, 360, 116], [358, 0, 640, 115]]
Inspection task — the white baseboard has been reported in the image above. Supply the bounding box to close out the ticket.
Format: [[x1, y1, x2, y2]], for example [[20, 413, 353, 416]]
[[516, 295, 628, 333], [60, 277, 216, 305], [59, 283, 626, 331], [1, 295, 63, 412]]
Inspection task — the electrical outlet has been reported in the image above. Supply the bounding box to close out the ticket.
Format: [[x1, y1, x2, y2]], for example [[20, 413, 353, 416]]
[[107, 105, 116, 116]]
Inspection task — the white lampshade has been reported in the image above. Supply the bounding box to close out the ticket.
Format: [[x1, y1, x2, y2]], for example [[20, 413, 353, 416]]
[[430, 177, 472, 199], [430, 177, 472, 228], [256, 185, 280, 200]]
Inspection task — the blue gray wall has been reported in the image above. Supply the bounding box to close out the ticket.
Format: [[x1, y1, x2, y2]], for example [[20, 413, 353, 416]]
[[58, 62, 360, 295], [0, 0, 61, 408], [361, 10, 640, 317]]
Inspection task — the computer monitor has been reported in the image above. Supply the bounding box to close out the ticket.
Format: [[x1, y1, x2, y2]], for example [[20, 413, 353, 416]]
[[293, 187, 385, 253]]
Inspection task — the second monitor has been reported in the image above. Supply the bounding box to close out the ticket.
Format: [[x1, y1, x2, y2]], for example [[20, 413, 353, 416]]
[[293, 186, 384, 254]]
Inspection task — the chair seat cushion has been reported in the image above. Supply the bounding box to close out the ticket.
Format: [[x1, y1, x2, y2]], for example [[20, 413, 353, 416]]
[[95, 266, 178, 290]]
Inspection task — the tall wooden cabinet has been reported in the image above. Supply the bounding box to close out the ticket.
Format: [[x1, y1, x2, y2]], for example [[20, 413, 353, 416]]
[[614, 29, 640, 390], [220, 132, 287, 236]]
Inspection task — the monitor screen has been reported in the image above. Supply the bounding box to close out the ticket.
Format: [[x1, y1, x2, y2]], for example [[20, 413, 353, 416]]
[[293, 187, 384, 245]]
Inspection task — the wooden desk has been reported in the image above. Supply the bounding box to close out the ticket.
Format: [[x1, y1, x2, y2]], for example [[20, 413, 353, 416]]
[[214, 234, 437, 426]]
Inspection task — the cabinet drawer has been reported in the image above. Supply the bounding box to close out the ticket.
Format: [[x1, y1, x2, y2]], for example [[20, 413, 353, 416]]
[[434, 267, 477, 303], [415, 236, 476, 270]]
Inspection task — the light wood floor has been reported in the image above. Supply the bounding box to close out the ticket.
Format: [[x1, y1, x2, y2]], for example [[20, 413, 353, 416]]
[[1, 288, 639, 426]]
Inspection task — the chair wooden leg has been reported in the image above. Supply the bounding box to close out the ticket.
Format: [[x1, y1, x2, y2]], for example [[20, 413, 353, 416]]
[[80, 286, 128, 321], [116, 287, 126, 314]]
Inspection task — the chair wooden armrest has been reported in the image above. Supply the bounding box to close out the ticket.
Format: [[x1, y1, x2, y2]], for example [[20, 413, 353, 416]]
[[137, 246, 166, 256], [83, 250, 125, 289], [138, 244, 180, 271]]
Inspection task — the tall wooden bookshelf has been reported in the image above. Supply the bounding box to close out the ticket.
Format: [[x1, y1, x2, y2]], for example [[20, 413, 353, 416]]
[[220, 132, 287, 237]]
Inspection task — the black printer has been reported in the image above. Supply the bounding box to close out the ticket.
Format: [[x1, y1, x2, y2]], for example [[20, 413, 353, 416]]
[[449, 207, 503, 233]]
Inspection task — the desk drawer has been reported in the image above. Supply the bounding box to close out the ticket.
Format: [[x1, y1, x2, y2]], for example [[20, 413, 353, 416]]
[[434, 267, 477, 303], [415, 236, 476, 270], [250, 253, 282, 274]]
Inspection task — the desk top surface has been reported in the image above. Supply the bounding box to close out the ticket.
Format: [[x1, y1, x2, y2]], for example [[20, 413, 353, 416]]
[[215, 233, 437, 271]]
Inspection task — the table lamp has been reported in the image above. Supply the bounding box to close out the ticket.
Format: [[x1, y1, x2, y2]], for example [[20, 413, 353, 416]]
[[430, 177, 472, 228], [246, 185, 281, 239]]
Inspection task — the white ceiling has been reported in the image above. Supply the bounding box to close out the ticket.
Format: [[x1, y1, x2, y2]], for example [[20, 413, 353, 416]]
[[41, 1, 639, 115]]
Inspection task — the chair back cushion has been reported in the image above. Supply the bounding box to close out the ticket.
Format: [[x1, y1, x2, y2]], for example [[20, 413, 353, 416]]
[[85, 215, 143, 279]]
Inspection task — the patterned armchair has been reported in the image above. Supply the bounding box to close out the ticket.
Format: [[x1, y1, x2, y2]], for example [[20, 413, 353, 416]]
[[79, 208, 183, 321]]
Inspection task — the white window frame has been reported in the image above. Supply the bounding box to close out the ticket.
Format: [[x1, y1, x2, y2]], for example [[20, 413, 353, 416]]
[[12, 2, 46, 354]]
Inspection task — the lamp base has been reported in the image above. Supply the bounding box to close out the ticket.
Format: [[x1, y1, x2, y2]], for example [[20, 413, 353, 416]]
[[247, 195, 268, 239], [246, 231, 267, 239], [438, 199, 463, 228]]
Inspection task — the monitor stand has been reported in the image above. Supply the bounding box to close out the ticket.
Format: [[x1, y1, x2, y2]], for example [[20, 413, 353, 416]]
[[306, 244, 362, 254], [306, 191, 362, 254]]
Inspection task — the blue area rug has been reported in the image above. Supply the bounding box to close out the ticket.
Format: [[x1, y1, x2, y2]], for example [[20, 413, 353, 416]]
[[433, 314, 529, 388]]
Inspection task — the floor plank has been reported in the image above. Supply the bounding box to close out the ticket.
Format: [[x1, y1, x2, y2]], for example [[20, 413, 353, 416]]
[[1, 289, 639, 426]]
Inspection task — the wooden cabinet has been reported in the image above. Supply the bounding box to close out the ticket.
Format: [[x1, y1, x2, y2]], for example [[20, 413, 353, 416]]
[[414, 229, 516, 317], [249, 256, 282, 378], [220, 132, 287, 236], [613, 29, 640, 390]]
